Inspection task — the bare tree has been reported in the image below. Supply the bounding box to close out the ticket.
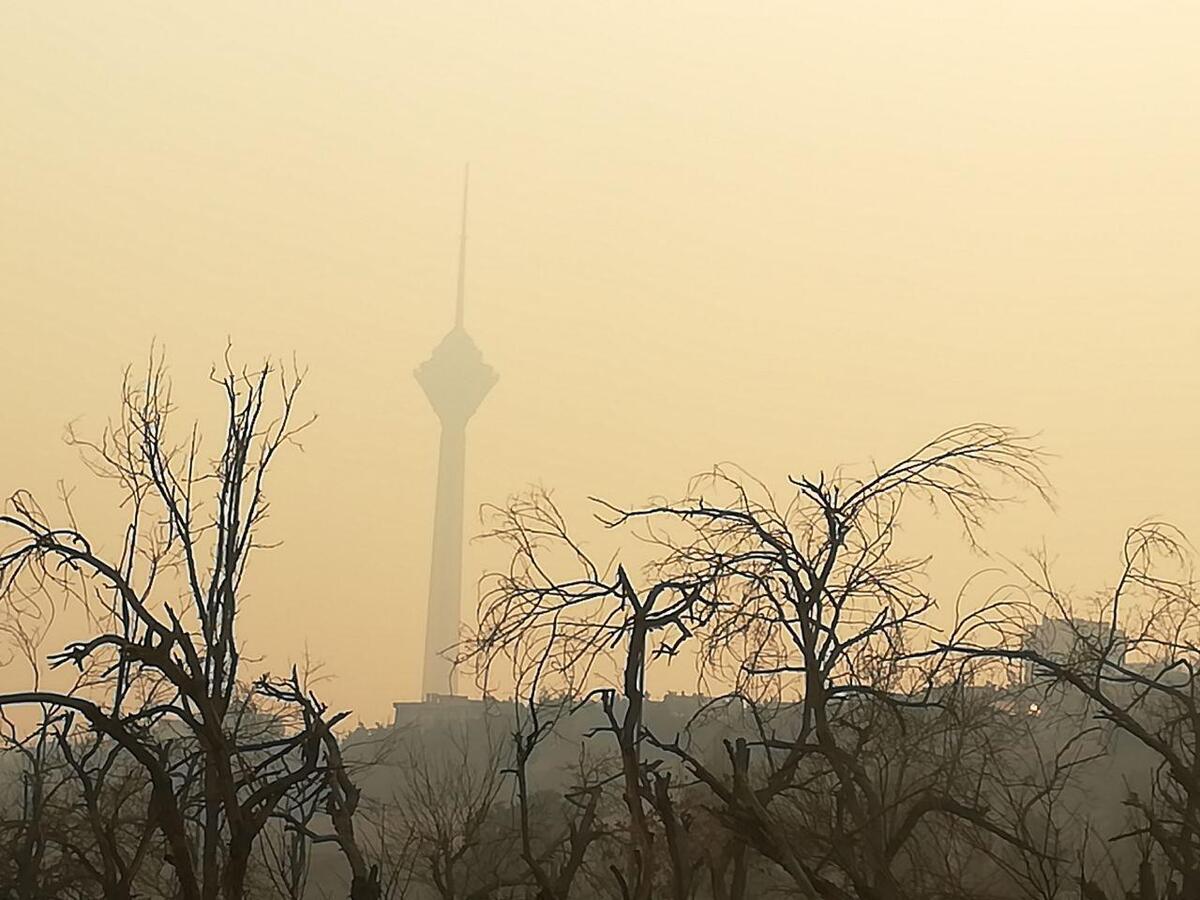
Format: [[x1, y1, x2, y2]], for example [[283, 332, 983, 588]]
[[0, 351, 357, 900], [505, 699, 615, 900], [468, 425, 1049, 900], [262, 672, 419, 900], [258, 779, 317, 900], [53, 720, 173, 899], [467, 490, 719, 900], [393, 728, 526, 900], [0, 709, 73, 899], [947, 523, 1198, 899]]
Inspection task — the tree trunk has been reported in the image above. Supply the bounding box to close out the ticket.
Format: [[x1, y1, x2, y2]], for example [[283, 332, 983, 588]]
[[349, 867, 383, 900], [220, 834, 253, 900]]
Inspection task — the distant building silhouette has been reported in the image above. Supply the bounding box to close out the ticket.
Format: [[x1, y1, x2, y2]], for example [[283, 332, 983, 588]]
[[1021, 615, 1128, 683], [414, 166, 497, 698]]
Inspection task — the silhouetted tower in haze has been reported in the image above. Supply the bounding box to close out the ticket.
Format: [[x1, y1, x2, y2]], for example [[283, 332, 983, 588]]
[[415, 167, 497, 698]]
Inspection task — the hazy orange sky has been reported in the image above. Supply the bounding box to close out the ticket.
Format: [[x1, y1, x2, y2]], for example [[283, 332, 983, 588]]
[[2, 3, 1198, 726]]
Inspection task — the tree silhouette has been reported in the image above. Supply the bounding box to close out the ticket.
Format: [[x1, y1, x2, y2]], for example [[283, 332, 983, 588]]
[[0, 352, 361, 900]]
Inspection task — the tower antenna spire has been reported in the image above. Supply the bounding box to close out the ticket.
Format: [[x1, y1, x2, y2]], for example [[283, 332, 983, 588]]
[[455, 163, 469, 329]]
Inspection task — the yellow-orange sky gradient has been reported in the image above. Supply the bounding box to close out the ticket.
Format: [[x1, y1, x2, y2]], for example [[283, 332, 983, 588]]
[[2, 3, 1198, 726]]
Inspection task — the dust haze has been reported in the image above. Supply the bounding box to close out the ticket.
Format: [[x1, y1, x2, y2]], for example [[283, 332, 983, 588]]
[[1, 5, 1198, 898]]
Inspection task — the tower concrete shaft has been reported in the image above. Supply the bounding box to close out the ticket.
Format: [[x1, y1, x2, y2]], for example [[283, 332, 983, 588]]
[[415, 168, 496, 697], [422, 415, 467, 696]]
